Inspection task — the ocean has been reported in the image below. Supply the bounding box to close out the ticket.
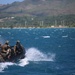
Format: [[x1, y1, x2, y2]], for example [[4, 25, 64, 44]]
[[0, 28, 75, 75]]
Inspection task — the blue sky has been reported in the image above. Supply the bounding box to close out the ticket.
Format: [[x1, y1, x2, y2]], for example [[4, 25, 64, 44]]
[[0, 0, 24, 4]]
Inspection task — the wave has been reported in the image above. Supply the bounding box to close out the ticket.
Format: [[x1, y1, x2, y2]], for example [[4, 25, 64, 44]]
[[0, 62, 15, 72], [42, 36, 50, 38], [0, 47, 55, 72], [25, 48, 55, 61], [62, 35, 68, 38]]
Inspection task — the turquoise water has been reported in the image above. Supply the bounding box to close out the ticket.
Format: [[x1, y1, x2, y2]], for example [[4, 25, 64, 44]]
[[0, 28, 75, 75]]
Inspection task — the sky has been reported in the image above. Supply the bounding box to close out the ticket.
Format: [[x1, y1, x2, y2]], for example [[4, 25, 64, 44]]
[[0, 0, 24, 4]]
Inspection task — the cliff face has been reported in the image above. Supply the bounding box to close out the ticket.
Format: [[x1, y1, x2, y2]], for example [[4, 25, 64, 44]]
[[0, 0, 75, 17]]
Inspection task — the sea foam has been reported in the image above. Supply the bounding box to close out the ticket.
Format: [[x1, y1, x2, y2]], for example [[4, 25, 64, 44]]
[[42, 36, 50, 38], [0, 47, 55, 72]]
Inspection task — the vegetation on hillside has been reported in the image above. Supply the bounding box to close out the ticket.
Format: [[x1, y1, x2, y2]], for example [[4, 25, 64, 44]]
[[0, 0, 75, 28], [0, 14, 75, 28]]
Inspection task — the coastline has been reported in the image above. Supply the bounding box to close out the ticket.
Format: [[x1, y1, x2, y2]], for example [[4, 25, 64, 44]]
[[0, 26, 75, 29]]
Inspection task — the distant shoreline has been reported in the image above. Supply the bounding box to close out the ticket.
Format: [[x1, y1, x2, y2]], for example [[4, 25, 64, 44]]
[[0, 26, 75, 29]]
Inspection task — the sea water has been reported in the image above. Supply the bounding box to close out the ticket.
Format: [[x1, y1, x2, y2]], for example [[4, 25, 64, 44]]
[[0, 28, 75, 75]]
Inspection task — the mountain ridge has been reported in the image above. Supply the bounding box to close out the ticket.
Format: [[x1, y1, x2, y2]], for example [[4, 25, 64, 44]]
[[0, 0, 75, 17]]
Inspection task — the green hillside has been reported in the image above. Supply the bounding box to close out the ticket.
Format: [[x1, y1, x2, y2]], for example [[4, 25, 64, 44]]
[[0, 0, 75, 17], [0, 0, 75, 28]]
